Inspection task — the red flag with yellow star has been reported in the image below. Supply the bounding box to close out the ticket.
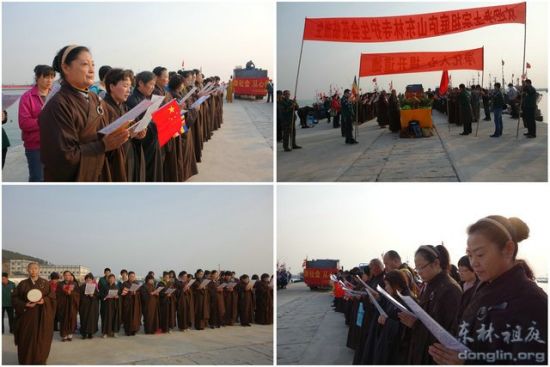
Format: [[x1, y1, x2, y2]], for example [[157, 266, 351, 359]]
[[152, 99, 183, 147]]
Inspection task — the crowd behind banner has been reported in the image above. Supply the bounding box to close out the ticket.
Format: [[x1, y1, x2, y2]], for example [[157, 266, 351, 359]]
[[3, 44, 230, 182], [330, 215, 547, 365], [276, 78, 541, 146], [5, 264, 273, 365]]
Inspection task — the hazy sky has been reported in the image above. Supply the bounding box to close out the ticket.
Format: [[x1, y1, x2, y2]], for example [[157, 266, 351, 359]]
[[278, 1, 548, 100], [3, 185, 273, 277], [278, 184, 548, 278], [2, 1, 274, 84]]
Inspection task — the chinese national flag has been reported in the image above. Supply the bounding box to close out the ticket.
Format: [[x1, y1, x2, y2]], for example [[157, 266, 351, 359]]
[[439, 70, 449, 96], [152, 99, 183, 147]]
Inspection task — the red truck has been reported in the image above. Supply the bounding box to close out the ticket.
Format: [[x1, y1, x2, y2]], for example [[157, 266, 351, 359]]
[[303, 259, 340, 290], [233, 61, 269, 100]]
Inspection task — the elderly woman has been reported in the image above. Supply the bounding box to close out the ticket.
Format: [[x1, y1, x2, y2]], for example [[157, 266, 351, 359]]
[[12, 262, 56, 364], [39, 45, 129, 181], [102, 68, 147, 181], [18, 65, 56, 181]]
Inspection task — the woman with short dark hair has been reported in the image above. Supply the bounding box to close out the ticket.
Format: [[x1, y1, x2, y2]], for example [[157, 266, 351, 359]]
[[102, 68, 147, 181], [18, 65, 56, 181]]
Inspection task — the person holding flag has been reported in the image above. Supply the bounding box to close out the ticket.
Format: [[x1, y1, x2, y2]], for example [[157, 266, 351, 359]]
[[341, 89, 357, 145]]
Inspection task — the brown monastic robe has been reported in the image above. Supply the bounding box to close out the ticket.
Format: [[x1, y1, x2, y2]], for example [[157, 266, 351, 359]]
[[78, 283, 99, 336], [102, 94, 146, 182], [100, 283, 121, 336], [254, 280, 273, 325], [126, 88, 163, 181], [12, 277, 56, 364], [56, 280, 80, 337], [120, 281, 142, 335], [192, 279, 210, 330], [158, 280, 177, 332], [408, 272, 462, 364], [187, 86, 202, 163], [207, 280, 225, 328], [237, 281, 255, 326], [140, 283, 160, 334], [39, 82, 110, 181], [222, 283, 239, 326], [176, 280, 195, 330], [154, 86, 180, 182]]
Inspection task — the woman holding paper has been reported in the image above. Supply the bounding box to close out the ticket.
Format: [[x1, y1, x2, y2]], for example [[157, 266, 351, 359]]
[[401, 244, 462, 364], [12, 262, 56, 364], [192, 269, 210, 330], [176, 271, 194, 331], [222, 271, 239, 326], [56, 270, 80, 342], [166, 73, 197, 182], [371, 270, 415, 364], [254, 273, 273, 325], [191, 69, 205, 160], [120, 271, 142, 336], [102, 68, 147, 181], [429, 216, 547, 365], [207, 270, 225, 328], [39, 45, 129, 181], [158, 271, 177, 333], [237, 274, 255, 327], [180, 71, 199, 181], [101, 274, 121, 338], [127, 71, 163, 182], [78, 273, 99, 339], [140, 274, 160, 334]]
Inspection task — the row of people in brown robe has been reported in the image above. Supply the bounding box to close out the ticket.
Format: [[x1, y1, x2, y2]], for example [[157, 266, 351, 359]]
[[39, 44, 225, 181], [333, 215, 547, 365], [10, 262, 273, 364]]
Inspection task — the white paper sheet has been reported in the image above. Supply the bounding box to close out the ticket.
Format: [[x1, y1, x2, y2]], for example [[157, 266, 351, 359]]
[[199, 279, 211, 289], [376, 284, 413, 315], [190, 95, 210, 109], [398, 292, 470, 353], [105, 289, 119, 299], [129, 95, 163, 133], [99, 99, 153, 135], [164, 288, 176, 295], [127, 283, 141, 293], [178, 86, 197, 106], [246, 279, 258, 290], [84, 283, 96, 295]]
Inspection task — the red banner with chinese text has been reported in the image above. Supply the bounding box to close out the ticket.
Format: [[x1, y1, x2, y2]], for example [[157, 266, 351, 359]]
[[303, 2, 525, 43], [359, 47, 484, 77], [233, 78, 269, 96]]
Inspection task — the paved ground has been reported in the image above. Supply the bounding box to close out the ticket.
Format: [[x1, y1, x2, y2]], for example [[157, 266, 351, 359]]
[[1, 99, 273, 182], [277, 110, 547, 182], [2, 323, 273, 365], [277, 282, 353, 365]]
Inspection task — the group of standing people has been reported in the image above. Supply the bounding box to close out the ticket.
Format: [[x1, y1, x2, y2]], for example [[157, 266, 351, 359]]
[[8, 263, 273, 364], [12, 44, 227, 182], [447, 80, 539, 138], [332, 215, 547, 364]]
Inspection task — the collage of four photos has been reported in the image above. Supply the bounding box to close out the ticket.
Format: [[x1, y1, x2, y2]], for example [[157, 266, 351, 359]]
[[1, 0, 548, 365]]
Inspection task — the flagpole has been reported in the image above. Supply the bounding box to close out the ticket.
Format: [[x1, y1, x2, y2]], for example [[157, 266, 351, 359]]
[[290, 19, 307, 151], [516, 8, 527, 139], [476, 47, 484, 137], [355, 75, 360, 141]]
